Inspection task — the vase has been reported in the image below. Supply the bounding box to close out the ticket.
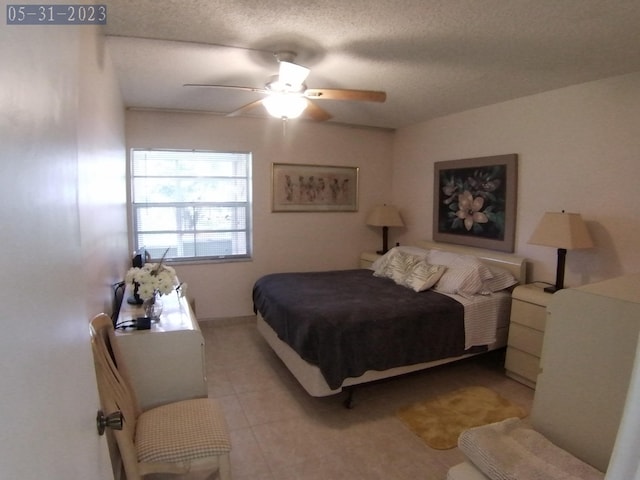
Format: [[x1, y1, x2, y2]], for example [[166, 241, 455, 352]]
[[143, 292, 163, 321]]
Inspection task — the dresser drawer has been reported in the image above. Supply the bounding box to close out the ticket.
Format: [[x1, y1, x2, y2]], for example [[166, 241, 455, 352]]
[[505, 347, 541, 384], [507, 323, 544, 357], [511, 299, 547, 331]]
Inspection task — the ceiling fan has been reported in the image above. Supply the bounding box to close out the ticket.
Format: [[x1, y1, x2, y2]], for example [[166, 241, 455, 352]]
[[184, 51, 386, 121]]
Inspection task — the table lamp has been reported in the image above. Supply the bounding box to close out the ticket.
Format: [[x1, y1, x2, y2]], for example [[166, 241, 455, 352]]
[[528, 211, 594, 293], [366, 205, 404, 254]]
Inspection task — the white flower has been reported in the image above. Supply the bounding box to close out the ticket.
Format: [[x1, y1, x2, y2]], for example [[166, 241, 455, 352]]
[[137, 281, 156, 300], [455, 190, 489, 231], [126, 261, 178, 301]]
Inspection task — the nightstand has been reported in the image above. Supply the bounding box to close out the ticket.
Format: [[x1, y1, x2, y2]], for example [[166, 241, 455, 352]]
[[359, 251, 382, 269], [504, 283, 553, 388]]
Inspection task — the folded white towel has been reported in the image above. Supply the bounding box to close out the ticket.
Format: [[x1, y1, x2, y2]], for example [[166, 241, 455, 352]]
[[458, 418, 604, 480]]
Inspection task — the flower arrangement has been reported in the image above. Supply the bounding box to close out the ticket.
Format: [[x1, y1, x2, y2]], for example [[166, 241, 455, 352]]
[[125, 262, 179, 301], [125, 249, 186, 303]]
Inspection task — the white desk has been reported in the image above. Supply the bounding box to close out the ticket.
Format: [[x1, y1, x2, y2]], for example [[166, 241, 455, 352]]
[[115, 286, 207, 410]]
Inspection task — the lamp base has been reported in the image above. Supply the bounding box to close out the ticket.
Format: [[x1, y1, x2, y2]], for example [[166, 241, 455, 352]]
[[377, 226, 390, 256], [544, 247, 568, 294]]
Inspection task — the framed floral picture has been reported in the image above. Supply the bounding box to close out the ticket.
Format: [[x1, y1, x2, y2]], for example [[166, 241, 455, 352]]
[[433, 154, 518, 252], [272, 163, 359, 212]]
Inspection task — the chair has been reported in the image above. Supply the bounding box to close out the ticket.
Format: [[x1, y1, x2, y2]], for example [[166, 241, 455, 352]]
[[90, 313, 232, 480]]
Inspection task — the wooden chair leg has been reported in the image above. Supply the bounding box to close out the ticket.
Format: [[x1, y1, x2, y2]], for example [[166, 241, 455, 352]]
[[205, 454, 231, 480], [217, 454, 232, 480]]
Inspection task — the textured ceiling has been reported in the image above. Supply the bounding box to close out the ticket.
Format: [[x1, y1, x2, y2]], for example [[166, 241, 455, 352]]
[[104, 0, 640, 129]]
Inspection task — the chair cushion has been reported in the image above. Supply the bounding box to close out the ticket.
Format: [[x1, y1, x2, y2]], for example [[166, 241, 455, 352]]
[[135, 398, 231, 463]]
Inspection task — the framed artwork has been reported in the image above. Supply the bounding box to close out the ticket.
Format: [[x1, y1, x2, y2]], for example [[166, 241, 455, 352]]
[[433, 154, 518, 252], [272, 163, 359, 212]]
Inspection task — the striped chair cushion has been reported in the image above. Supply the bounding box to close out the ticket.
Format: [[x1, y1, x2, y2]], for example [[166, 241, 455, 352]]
[[136, 398, 231, 463]]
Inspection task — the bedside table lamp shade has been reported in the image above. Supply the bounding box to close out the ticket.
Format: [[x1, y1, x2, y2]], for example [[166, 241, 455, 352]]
[[528, 211, 594, 293], [366, 205, 404, 255]]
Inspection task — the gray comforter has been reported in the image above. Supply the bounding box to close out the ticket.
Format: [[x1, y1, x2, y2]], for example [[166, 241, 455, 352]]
[[252, 269, 465, 389]]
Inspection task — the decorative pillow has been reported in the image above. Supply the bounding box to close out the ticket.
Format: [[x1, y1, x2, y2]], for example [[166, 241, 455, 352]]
[[371, 249, 394, 275], [374, 249, 423, 282], [394, 245, 431, 257], [481, 266, 519, 293], [371, 246, 429, 275], [427, 250, 494, 296], [403, 262, 447, 292]]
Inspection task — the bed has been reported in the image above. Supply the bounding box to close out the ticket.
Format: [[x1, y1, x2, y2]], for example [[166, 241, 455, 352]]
[[253, 240, 527, 398]]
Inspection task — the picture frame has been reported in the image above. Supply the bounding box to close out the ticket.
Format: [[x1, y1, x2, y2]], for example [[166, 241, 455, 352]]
[[272, 163, 359, 212], [433, 154, 518, 252]]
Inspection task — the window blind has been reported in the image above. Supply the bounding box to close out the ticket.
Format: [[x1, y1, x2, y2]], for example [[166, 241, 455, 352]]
[[130, 149, 252, 262]]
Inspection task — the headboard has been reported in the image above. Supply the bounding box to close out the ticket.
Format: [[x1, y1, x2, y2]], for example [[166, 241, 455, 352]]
[[416, 240, 527, 284]]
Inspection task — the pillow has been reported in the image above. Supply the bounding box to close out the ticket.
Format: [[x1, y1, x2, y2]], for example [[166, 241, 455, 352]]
[[374, 249, 423, 282], [403, 262, 447, 292], [394, 245, 431, 256], [371, 249, 394, 275], [371, 246, 429, 275], [481, 266, 519, 293], [427, 250, 494, 296], [375, 250, 446, 292]]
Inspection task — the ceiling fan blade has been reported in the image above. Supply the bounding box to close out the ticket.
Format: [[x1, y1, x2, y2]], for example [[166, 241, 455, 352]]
[[184, 83, 269, 95], [304, 88, 386, 103], [303, 101, 332, 122], [226, 99, 266, 117]]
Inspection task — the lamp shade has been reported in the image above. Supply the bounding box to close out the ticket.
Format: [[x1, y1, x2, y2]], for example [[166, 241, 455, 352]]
[[366, 205, 404, 227], [529, 211, 594, 293], [367, 205, 404, 255], [528, 212, 594, 250], [263, 94, 308, 119]]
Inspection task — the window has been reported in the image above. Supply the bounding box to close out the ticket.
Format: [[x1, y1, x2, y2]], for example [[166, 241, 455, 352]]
[[130, 149, 252, 262]]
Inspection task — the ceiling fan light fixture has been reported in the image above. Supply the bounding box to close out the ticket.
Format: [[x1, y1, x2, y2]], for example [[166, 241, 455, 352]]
[[263, 94, 308, 119], [278, 61, 310, 91]]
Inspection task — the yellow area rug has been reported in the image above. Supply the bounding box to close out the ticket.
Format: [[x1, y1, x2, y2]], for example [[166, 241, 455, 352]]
[[397, 386, 527, 450]]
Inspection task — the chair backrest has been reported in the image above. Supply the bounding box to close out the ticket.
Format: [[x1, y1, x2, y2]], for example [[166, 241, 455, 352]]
[[90, 313, 143, 479]]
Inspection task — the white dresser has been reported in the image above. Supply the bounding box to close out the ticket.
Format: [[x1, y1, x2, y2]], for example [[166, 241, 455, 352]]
[[115, 286, 207, 410], [449, 274, 640, 479], [531, 273, 640, 472]]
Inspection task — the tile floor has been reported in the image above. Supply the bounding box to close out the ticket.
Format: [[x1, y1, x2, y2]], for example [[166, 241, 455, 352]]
[[200, 317, 534, 480]]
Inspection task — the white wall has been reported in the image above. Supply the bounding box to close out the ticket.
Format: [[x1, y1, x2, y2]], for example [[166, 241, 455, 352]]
[[126, 111, 395, 319], [0, 22, 127, 479], [392, 72, 640, 287]]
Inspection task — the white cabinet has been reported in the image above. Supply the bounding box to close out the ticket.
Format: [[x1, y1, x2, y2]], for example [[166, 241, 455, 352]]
[[504, 283, 552, 388], [531, 273, 640, 472], [115, 286, 207, 410]]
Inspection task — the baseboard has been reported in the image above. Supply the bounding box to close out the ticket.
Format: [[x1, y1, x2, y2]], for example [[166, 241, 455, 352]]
[[197, 315, 255, 326]]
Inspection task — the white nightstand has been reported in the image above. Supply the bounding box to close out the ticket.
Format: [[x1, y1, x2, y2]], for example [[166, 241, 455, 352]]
[[359, 251, 382, 269], [504, 283, 553, 388]]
